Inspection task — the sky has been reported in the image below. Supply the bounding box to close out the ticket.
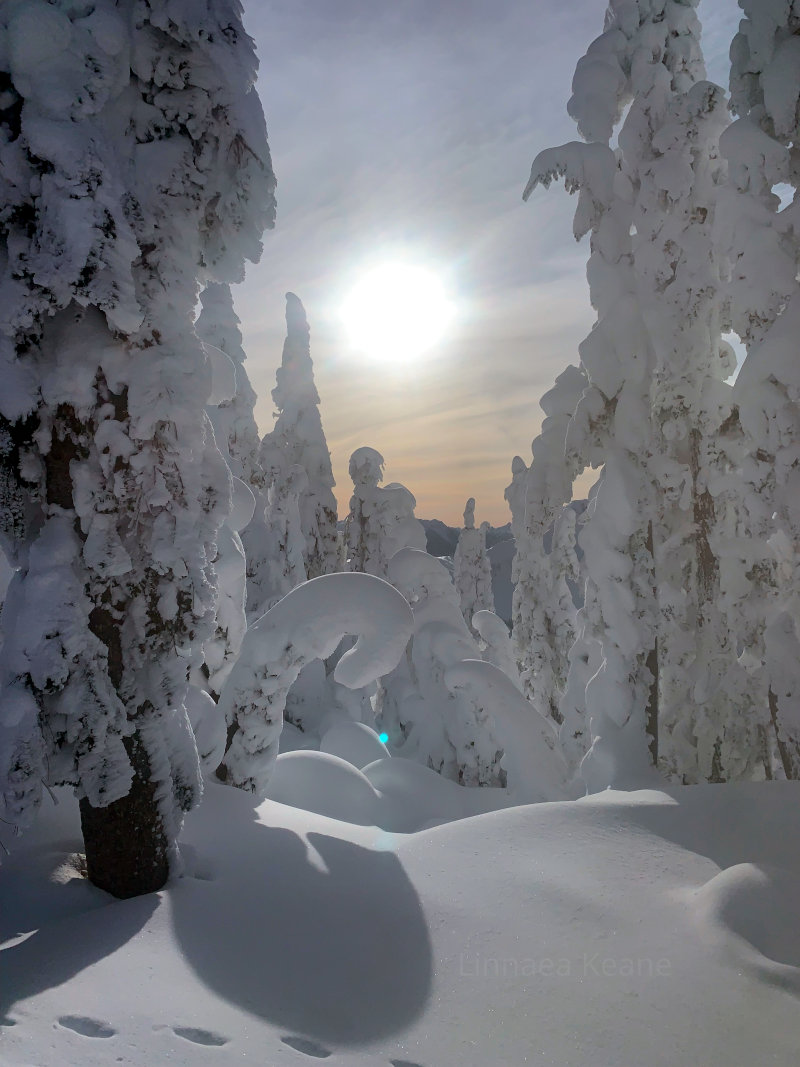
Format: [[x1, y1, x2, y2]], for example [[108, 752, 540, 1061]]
[[235, 0, 742, 526]]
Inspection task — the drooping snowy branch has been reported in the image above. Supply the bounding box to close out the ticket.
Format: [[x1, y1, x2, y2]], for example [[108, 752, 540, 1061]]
[[218, 573, 414, 797], [444, 659, 567, 803], [378, 548, 506, 787]]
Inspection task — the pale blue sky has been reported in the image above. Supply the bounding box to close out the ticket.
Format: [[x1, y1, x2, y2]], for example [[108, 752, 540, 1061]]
[[236, 0, 742, 524]]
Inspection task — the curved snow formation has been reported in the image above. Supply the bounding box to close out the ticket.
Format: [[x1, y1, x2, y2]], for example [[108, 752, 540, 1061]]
[[218, 573, 414, 797], [693, 862, 800, 993], [266, 750, 509, 832], [444, 659, 567, 802], [320, 721, 390, 769]]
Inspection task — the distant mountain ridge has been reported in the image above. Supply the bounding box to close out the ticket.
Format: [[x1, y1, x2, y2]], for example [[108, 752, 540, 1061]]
[[420, 518, 513, 558]]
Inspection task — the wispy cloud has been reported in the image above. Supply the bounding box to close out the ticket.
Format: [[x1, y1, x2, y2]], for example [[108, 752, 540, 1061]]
[[237, 0, 740, 524]]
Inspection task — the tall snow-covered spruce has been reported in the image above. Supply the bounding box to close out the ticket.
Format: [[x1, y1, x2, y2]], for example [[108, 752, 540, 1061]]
[[0, 0, 275, 896], [719, 0, 800, 780], [505, 366, 585, 724], [345, 446, 426, 576], [257, 292, 339, 583], [453, 497, 494, 630], [196, 281, 265, 497], [523, 0, 749, 788]]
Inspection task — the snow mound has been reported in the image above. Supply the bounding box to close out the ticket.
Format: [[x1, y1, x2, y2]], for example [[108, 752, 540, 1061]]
[[362, 756, 509, 828], [267, 750, 508, 833], [4, 783, 800, 1064], [694, 862, 800, 991], [319, 721, 389, 769], [265, 750, 381, 826]]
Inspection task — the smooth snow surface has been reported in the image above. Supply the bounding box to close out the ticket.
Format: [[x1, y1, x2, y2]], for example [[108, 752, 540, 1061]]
[[2, 781, 800, 1066], [320, 721, 391, 768]]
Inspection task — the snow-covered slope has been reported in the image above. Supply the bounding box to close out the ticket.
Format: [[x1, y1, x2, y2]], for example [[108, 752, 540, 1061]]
[[2, 781, 799, 1066]]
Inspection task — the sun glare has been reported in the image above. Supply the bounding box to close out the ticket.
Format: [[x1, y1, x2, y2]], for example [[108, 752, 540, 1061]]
[[340, 262, 454, 364]]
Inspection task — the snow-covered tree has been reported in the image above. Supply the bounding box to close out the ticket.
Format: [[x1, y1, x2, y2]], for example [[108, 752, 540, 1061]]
[[195, 342, 257, 701], [201, 477, 255, 698], [505, 366, 586, 722], [381, 548, 505, 786], [559, 573, 601, 774], [525, 0, 754, 789], [444, 659, 568, 802], [717, 2, 800, 779], [217, 572, 414, 797], [453, 498, 494, 629], [245, 463, 308, 623], [346, 447, 426, 576], [258, 293, 339, 581], [0, 0, 275, 896], [472, 609, 523, 692], [197, 282, 265, 497]]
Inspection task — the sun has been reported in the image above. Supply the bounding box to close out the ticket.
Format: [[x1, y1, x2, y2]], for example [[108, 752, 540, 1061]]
[[340, 261, 455, 363]]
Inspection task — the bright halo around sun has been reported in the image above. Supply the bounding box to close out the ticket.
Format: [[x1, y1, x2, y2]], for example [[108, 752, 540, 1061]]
[[340, 262, 455, 364]]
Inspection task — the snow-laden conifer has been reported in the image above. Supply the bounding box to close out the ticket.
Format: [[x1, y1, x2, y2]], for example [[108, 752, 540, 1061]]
[[258, 293, 339, 580], [346, 447, 426, 576], [217, 573, 414, 797], [201, 477, 255, 699], [505, 366, 586, 722], [523, 126, 659, 787], [245, 463, 308, 622], [197, 345, 256, 701], [0, 0, 275, 896], [453, 498, 495, 630], [381, 549, 505, 786], [472, 609, 523, 692], [197, 282, 265, 497], [718, 2, 800, 779], [525, 0, 746, 788]]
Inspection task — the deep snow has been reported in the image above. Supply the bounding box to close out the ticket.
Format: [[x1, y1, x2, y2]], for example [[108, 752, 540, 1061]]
[[2, 776, 800, 1066]]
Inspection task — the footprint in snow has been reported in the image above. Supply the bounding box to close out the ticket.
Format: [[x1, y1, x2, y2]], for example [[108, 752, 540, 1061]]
[[172, 1025, 229, 1046], [390, 1060, 426, 1067], [57, 1015, 116, 1038], [281, 1034, 332, 1058]]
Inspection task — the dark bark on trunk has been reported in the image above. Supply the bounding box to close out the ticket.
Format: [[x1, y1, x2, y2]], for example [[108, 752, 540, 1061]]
[[79, 735, 168, 898], [768, 687, 800, 780], [645, 521, 658, 766], [758, 724, 773, 780], [645, 642, 659, 766], [53, 390, 169, 898], [215, 719, 240, 782], [690, 429, 727, 783]]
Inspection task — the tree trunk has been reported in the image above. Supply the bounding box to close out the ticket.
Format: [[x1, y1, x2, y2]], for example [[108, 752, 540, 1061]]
[[768, 686, 800, 780], [79, 734, 168, 899], [645, 521, 658, 766], [690, 429, 727, 783]]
